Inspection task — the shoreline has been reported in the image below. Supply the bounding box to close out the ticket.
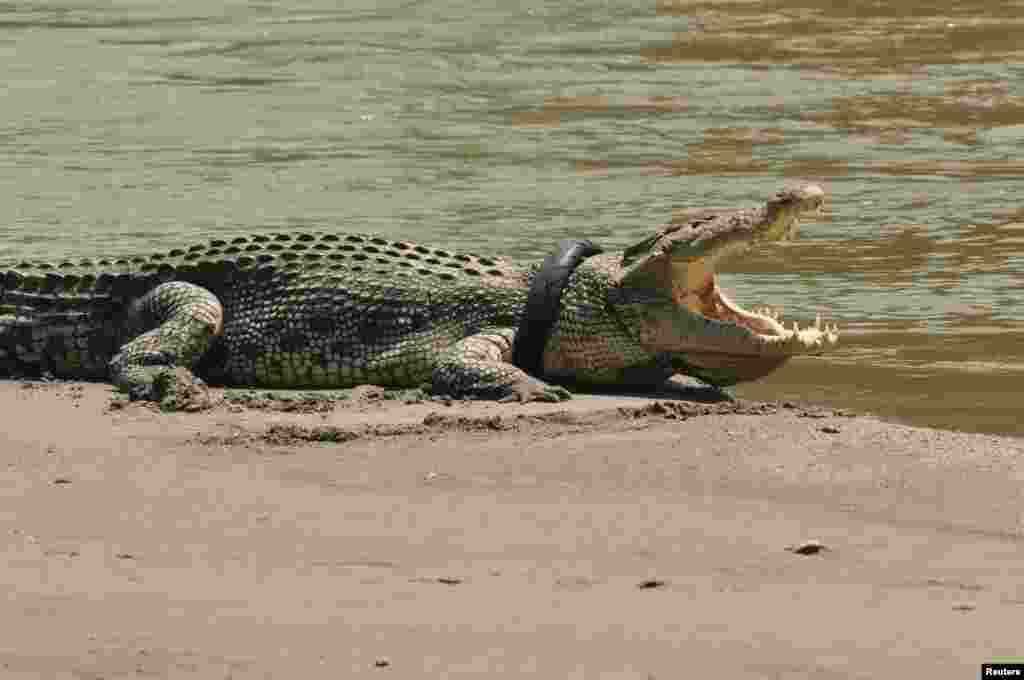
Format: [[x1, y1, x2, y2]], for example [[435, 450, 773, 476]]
[[2, 380, 1021, 678]]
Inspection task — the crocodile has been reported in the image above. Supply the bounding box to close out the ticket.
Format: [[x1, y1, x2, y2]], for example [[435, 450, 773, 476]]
[[0, 183, 837, 408]]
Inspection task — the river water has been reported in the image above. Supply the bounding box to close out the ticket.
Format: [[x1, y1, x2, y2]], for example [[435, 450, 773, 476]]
[[1, 1, 1021, 435]]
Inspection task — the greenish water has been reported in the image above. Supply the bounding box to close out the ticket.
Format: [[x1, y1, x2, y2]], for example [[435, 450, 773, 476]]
[[1, 1, 1022, 435]]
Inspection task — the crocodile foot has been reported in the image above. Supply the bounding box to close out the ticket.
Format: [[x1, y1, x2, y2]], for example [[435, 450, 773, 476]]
[[125, 365, 214, 412], [497, 378, 573, 403]]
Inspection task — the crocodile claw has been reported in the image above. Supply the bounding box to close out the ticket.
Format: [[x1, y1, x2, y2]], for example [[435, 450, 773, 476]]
[[129, 366, 213, 412], [498, 378, 573, 403]]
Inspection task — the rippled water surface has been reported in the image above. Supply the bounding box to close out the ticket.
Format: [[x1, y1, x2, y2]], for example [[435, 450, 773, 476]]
[[1, 1, 1022, 434]]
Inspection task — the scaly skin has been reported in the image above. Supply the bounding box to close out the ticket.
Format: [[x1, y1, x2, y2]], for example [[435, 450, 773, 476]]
[[0, 184, 838, 408]]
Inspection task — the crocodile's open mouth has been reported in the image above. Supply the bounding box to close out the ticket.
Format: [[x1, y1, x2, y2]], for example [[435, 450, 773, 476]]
[[625, 182, 837, 385], [692, 271, 797, 338]]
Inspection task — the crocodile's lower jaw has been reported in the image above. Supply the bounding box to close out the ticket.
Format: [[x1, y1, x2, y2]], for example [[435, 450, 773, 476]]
[[673, 350, 791, 384], [711, 283, 839, 355], [665, 282, 838, 385]]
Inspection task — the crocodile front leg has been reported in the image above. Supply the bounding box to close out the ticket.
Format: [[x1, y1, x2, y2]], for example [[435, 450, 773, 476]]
[[432, 327, 572, 402], [109, 281, 223, 410]]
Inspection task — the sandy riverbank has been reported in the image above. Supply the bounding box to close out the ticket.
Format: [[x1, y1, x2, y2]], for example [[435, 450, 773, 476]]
[[1, 380, 1021, 678]]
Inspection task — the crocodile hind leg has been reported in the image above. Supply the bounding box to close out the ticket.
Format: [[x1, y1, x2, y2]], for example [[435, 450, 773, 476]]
[[432, 327, 572, 402], [109, 281, 223, 410]]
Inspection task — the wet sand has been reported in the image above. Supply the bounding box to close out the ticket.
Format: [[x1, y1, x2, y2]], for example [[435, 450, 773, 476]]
[[1, 380, 1021, 678]]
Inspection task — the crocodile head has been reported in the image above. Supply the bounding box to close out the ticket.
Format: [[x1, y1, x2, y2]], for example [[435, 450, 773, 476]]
[[611, 183, 838, 386]]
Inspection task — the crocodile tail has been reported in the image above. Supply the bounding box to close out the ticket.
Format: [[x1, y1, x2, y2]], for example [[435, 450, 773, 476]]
[[0, 268, 154, 380]]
